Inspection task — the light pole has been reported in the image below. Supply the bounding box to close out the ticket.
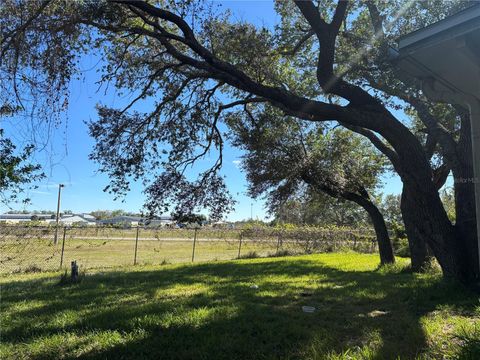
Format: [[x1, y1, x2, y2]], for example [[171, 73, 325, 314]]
[[54, 184, 64, 245], [250, 203, 253, 221]]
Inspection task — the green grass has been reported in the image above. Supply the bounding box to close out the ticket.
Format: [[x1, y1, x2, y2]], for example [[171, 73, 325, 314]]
[[0, 238, 286, 273], [1, 253, 478, 359], [1, 227, 376, 274], [1, 236, 373, 274]]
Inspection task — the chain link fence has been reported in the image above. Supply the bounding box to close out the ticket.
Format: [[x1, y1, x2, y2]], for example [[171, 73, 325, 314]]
[[0, 225, 377, 274]]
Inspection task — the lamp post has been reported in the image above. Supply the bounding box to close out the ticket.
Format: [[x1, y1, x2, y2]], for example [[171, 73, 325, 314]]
[[54, 184, 64, 245]]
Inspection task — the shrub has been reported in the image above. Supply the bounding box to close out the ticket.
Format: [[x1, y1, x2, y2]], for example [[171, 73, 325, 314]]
[[377, 262, 411, 274], [268, 249, 294, 258], [393, 237, 410, 257], [420, 257, 442, 274], [239, 251, 259, 259], [23, 264, 42, 273]]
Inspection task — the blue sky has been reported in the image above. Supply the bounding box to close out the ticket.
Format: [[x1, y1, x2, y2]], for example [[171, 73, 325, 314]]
[[1, 0, 403, 220]]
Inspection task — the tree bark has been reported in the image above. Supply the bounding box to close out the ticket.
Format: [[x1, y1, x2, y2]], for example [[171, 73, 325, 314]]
[[399, 177, 472, 280], [357, 109, 477, 282], [401, 188, 430, 271], [344, 192, 395, 265]]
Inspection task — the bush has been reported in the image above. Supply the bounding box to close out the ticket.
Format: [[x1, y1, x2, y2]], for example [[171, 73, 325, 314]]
[[377, 262, 411, 274], [11, 264, 42, 274], [420, 257, 442, 274], [240, 225, 376, 255], [268, 249, 294, 258], [239, 251, 259, 259], [392, 237, 410, 257], [23, 264, 42, 273]]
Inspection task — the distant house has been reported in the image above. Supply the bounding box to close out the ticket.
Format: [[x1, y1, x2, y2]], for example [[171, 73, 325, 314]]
[[144, 216, 175, 227], [98, 216, 143, 227], [52, 214, 97, 227], [0, 213, 97, 226], [211, 221, 235, 229], [99, 215, 174, 227], [0, 213, 52, 224], [0, 213, 174, 227], [80, 214, 96, 221]]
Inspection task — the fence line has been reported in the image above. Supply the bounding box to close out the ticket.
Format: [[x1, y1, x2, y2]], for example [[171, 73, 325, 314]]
[[0, 225, 377, 274]]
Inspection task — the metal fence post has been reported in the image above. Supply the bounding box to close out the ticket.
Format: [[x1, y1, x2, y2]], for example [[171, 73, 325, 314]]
[[60, 227, 67, 268], [237, 233, 243, 259], [191, 228, 198, 262], [134, 226, 139, 265]]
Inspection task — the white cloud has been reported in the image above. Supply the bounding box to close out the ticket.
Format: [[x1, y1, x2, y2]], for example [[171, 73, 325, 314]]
[[232, 160, 242, 168]]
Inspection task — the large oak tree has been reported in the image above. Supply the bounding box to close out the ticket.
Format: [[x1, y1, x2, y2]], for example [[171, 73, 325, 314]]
[[228, 108, 394, 264], [1, 0, 477, 283]]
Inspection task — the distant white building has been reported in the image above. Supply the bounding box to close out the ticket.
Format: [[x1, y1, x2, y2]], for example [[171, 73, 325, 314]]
[[98, 216, 143, 227], [52, 214, 97, 226], [211, 221, 235, 228], [0, 213, 97, 226], [0, 213, 174, 227], [0, 213, 53, 224], [99, 215, 174, 227], [145, 216, 175, 227]]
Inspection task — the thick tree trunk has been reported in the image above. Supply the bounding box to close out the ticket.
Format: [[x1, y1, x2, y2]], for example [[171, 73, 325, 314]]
[[348, 194, 395, 265], [357, 110, 472, 282], [401, 188, 430, 271], [399, 179, 470, 280]]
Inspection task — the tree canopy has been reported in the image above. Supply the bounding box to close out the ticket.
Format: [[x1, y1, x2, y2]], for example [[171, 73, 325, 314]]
[[270, 193, 370, 228], [0, 129, 44, 206], [227, 107, 385, 217], [1, 0, 478, 282]]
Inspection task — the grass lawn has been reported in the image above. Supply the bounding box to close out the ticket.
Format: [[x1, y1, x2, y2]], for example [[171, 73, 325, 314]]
[[1, 227, 375, 274], [1, 253, 479, 359], [0, 238, 284, 273]]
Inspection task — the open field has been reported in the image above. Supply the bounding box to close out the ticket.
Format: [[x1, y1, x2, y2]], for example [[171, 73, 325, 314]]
[[0, 227, 376, 274], [1, 253, 479, 359], [1, 238, 263, 273]]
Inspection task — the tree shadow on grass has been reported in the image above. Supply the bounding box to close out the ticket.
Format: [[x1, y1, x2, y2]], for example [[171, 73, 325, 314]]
[[1, 257, 478, 359]]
